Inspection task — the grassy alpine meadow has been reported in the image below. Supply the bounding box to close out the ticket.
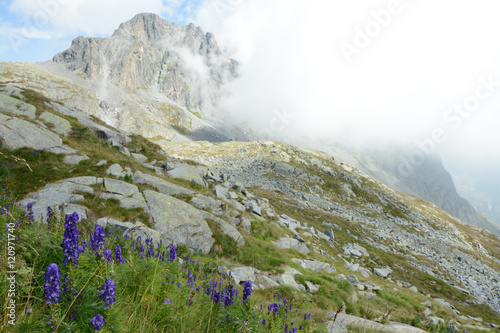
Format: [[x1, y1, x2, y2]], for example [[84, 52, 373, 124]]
[[0, 185, 323, 332]]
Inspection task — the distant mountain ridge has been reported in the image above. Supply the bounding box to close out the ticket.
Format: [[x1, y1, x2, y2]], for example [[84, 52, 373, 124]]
[[318, 144, 500, 234]]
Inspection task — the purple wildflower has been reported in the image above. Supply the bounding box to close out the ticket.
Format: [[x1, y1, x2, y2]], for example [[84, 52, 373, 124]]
[[212, 291, 220, 303], [62, 212, 81, 267], [44, 263, 61, 305], [100, 279, 116, 309], [90, 224, 106, 254], [147, 244, 154, 258], [168, 244, 177, 262], [81, 240, 87, 253], [242, 280, 252, 304], [163, 298, 171, 305], [103, 249, 113, 263], [27, 202, 34, 223], [46, 206, 54, 225], [268, 302, 280, 316], [187, 269, 193, 289], [91, 314, 105, 332], [114, 244, 125, 264]]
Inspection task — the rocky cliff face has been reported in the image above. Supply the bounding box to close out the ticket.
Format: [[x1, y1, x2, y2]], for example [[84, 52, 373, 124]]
[[53, 13, 237, 115]]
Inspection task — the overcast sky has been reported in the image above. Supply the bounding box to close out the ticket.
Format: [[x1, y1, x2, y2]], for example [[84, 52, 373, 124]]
[[0, 0, 499, 179]]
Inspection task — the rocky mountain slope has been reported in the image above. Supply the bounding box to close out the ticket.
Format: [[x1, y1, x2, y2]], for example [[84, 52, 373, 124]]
[[324, 146, 500, 235], [1, 13, 492, 238], [0, 82, 499, 332]]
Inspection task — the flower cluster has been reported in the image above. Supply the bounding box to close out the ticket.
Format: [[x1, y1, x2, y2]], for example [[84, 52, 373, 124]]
[[242, 280, 252, 305], [100, 278, 116, 309], [103, 249, 113, 263], [268, 302, 280, 316], [62, 212, 83, 267], [44, 263, 61, 305], [168, 244, 177, 262], [90, 224, 106, 254], [26, 202, 34, 223], [46, 206, 55, 225], [114, 244, 125, 264], [91, 314, 105, 332]]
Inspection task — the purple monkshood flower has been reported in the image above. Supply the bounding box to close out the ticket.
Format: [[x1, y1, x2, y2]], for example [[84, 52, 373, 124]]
[[103, 249, 113, 263], [91, 314, 105, 332], [100, 279, 116, 309], [242, 280, 252, 305], [212, 291, 220, 303], [46, 206, 55, 225], [187, 269, 193, 289], [81, 240, 87, 253], [147, 244, 154, 258], [90, 224, 106, 254], [62, 212, 81, 267], [44, 263, 61, 305], [114, 244, 125, 264], [27, 202, 34, 223], [268, 302, 280, 316], [168, 244, 177, 262]]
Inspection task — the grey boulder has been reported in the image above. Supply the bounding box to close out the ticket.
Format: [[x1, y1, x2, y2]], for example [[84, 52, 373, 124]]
[[0, 115, 62, 150], [133, 170, 193, 196], [143, 190, 214, 253]]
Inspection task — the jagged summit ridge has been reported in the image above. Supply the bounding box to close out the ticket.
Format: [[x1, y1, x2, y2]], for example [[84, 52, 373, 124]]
[[52, 13, 236, 114]]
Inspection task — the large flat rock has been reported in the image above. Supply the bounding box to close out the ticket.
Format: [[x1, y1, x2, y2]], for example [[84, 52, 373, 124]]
[[19, 181, 93, 222], [272, 236, 309, 254], [0, 115, 62, 150], [326, 313, 427, 333], [132, 170, 193, 196], [40, 111, 72, 136], [166, 163, 207, 187], [104, 178, 139, 197], [0, 94, 36, 119], [142, 190, 214, 253]]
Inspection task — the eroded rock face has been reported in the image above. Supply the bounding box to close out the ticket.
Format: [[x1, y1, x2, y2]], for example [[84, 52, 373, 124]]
[[52, 13, 237, 115], [142, 190, 214, 253]]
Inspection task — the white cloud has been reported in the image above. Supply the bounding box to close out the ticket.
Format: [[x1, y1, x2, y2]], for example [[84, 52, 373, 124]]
[[190, 0, 500, 168], [8, 0, 187, 37]]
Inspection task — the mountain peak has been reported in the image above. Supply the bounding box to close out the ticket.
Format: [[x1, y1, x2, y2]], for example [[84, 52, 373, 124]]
[[52, 13, 237, 119], [112, 12, 170, 40]]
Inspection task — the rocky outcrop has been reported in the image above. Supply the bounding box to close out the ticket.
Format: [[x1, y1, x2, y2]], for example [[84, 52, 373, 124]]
[[143, 190, 214, 253], [52, 13, 237, 116], [132, 170, 194, 196], [0, 113, 63, 150], [272, 235, 309, 254]]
